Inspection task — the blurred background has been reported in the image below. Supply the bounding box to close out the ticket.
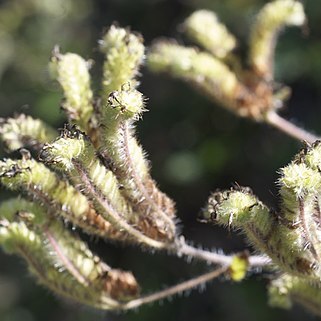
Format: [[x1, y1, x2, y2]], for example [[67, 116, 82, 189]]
[[0, 0, 321, 320]]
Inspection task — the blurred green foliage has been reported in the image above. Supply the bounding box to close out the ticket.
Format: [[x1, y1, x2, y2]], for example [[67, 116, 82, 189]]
[[0, 0, 321, 320]]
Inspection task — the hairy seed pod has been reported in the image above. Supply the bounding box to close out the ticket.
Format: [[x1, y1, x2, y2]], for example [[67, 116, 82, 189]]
[[100, 86, 176, 243], [269, 274, 321, 317], [99, 25, 145, 102], [0, 157, 125, 240], [148, 41, 272, 120], [203, 186, 320, 279], [41, 126, 170, 247], [182, 10, 236, 58], [49, 49, 96, 137], [0, 114, 56, 152], [249, 0, 305, 80], [0, 198, 140, 308]]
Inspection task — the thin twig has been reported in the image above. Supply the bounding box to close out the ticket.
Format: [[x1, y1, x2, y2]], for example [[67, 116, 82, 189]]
[[119, 265, 228, 310], [265, 111, 320, 144], [173, 237, 271, 268]]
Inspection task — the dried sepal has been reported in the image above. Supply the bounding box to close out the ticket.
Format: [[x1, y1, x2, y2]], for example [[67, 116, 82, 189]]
[[100, 85, 176, 243], [0, 156, 124, 240], [99, 25, 145, 102], [0, 199, 140, 308], [0, 114, 56, 152], [49, 49, 96, 136], [268, 274, 321, 317], [249, 0, 305, 80], [182, 10, 236, 58]]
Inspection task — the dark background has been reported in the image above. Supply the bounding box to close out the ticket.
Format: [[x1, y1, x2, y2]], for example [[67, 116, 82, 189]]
[[0, 0, 321, 320]]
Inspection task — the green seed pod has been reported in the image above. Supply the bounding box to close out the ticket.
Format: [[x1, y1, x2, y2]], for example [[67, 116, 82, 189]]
[[203, 188, 274, 255], [0, 198, 45, 224], [49, 49, 95, 135], [99, 25, 145, 102], [0, 199, 140, 308], [182, 10, 236, 58], [203, 187, 320, 279], [301, 140, 321, 170], [100, 85, 176, 243], [277, 158, 321, 277], [269, 274, 321, 317], [249, 0, 305, 80], [0, 114, 56, 152], [148, 41, 270, 120], [203, 142, 321, 279], [0, 156, 124, 240], [41, 125, 171, 248], [148, 42, 238, 100]]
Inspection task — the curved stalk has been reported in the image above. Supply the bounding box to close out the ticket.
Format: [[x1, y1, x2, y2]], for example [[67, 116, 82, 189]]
[[119, 265, 228, 310], [265, 111, 320, 144]]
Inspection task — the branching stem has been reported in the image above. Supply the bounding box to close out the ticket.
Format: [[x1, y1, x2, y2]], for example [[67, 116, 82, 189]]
[[172, 237, 271, 268], [265, 111, 320, 144]]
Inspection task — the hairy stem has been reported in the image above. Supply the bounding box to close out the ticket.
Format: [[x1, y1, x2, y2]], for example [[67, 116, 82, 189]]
[[119, 265, 228, 310], [173, 238, 271, 268], [265, 111, 320, 143]]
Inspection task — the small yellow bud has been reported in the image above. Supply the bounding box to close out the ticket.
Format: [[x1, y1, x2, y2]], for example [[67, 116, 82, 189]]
[[229, 253, 249, 282]]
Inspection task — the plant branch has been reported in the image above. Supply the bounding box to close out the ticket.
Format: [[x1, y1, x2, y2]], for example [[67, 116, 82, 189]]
[[119, 265, 228, 310], [172, 237, 271, 268], [265, 111, 320, 144]]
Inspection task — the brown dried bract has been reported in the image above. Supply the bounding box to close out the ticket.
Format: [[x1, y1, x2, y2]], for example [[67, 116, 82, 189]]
[[104, 269, 140, 300]]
